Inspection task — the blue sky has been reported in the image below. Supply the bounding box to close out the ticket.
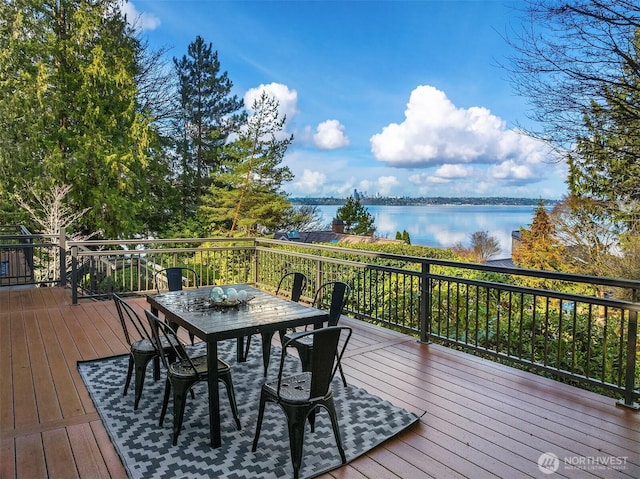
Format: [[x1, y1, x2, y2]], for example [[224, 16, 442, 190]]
[[124, 0, 567, 200]]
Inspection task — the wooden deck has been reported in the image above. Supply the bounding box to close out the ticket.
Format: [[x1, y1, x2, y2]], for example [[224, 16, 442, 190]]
[[1, 287, 638, 479]]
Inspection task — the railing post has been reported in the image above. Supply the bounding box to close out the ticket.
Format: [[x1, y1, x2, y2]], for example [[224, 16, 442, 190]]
[[617, 309, 639, 409], [58, 227, 66, 287], [253, 240, 259, 285], [71, 245, 78, 305], [420, 261, 431, 343]]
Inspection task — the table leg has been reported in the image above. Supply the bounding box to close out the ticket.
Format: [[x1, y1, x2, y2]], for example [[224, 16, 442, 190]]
[[207, 340, 221, 448]]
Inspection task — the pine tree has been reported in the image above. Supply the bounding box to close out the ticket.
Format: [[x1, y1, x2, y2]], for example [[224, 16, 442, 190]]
[[199, 92, 293, 235], [173, 36, 243, 219], [336, 197, 376, 236], [512, 202, 566, 272]]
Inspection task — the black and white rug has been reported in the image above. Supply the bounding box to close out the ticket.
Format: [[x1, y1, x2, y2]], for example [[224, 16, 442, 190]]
[[78, 338, 419, 479]]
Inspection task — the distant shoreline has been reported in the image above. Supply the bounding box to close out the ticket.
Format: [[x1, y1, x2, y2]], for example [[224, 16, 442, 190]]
[[290, 197, 559, 206]]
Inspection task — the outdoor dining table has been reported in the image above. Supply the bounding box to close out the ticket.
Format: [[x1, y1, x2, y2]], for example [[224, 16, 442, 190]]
[[146, 283, 329, 448]]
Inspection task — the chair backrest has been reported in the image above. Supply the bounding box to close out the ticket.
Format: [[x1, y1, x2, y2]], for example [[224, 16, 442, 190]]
[[279, 326, 352, 399], [313, 281, 351, 326], [276, 272, 308, 302], [113, 293, 151, 346], [144, 310, 193, 372], [154, 267, 200, 293]]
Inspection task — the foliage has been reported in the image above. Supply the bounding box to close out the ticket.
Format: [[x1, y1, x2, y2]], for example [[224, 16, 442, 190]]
[[282, 205, 327, 232], [336, 196, 376, 236], [395, 230, 411, 244], [0, 0, 161, 238], [172, 36, 244, 220], [199, 92, 294, 235], [452, 230, 500, 263], [550, 195, 620, 279], [512, 202, 566, 271], [315, 241, 461, 261], [609, 235, 640, 300], [567, 28, 640, 228]]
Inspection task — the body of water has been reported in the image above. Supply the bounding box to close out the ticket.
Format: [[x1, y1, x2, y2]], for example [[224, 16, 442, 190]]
[[314, 204, 539, 257]]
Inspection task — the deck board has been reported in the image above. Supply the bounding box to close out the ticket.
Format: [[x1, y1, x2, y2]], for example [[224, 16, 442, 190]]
[[0, 287, 638, 479]]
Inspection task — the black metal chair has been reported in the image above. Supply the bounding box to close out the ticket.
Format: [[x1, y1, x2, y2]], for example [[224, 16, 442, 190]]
[[283, 281, 351, 386], [145, 310, 241, 445], [113, 293, 176, 410], [153, 266, 200, 293], [154, 267, 200, 344], [244, 272, 308, 376], [252, 326, 352, 479]]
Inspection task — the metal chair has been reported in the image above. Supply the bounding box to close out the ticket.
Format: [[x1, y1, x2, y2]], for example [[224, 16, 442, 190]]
[[113, 293, 176, 410], [283, 281, 351, 386], [252, 326, 352, 479], [154, 267, 200, 344], [153, 266, 200, 293], [145, 310, 241, 446], [244, 272, 308, 376]]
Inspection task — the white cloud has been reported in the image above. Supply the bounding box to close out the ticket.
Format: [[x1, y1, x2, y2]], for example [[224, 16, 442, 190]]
[[244, 83, 299, 122], [292, 169, 326, 194], [489, 160, 535, 183], [377, 176, 400, 195], [369, 85, 554, 187], [313, 120, 349, 150], [119, 2, 160, 31], [434, 164, 472, 179], [407, 165, 472, 185]]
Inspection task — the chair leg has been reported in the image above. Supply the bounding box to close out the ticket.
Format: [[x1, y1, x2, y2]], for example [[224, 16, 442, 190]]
[[325, 399, 347, 464], [123, 355, 134, 396], [338, 363, 348, 387], [134, 355, 154, 410], [252, 394, 268, 452], [159, 379, 171, 426], [172, 384, 189, 446], [220, 373, 241, 430], [286, 411, 307, 479]]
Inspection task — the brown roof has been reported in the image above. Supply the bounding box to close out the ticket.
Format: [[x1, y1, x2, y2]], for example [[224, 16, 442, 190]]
[[273, 231, 403, 244]]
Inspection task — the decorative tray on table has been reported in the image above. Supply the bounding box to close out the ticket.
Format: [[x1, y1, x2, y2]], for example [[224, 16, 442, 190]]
[[207, 287, 251, 308]]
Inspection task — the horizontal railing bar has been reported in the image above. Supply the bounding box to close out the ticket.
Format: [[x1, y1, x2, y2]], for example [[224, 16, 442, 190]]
[[428, 273, 640, 311]]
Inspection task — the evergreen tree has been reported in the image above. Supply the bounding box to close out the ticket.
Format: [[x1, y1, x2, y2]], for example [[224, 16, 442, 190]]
[[0, 0, 157, 238], [402, 230, 411, 244], [199, 92, 293, 235], [512, 202, 566, 272], [395, 230, 411, 244], [336, 197, 376, 236], [173, 36, 243, 219]]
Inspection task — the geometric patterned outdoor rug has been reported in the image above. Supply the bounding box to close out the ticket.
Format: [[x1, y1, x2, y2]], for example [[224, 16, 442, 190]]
[[78, 337, 419, 479]]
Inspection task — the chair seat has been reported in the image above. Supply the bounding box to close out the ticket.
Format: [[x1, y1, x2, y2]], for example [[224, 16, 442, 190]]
[[168, 355, 231, 378], [263, 372, 333, 403], [132, 335, 179, 354], [284, 332, 313, 347], [131, 338, 156, 354]]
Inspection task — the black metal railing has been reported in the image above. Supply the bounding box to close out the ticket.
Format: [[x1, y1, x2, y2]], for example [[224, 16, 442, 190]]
[[0, 226, 64, 287], [1, 229, 637, 408]]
